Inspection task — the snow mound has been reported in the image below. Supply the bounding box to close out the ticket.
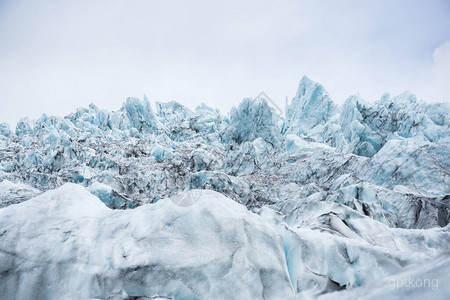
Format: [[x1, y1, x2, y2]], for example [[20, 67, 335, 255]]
[[0, 184, 294, 299]]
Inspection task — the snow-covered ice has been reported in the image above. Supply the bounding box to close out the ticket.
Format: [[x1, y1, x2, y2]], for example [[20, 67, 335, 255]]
[[0, 184, 294, 299]]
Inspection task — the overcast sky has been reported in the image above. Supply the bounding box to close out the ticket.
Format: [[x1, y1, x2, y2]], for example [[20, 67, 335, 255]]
[[1, 0, 450, 126]]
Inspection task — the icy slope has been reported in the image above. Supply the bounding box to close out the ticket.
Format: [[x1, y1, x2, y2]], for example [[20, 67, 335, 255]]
[[318, 255, 450, 300], [0, 184, 294, 299], [262, 197, 450, 297], [1, 185, 448, 299]]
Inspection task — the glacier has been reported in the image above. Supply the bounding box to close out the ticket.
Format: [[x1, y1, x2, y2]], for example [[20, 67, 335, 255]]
[[0, 76, 449, 299]]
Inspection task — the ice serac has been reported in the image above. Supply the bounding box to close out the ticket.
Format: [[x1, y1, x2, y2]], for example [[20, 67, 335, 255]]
[[0, 123, 12, 149], [362, 139, 450, 197], [222, 97, 282, 146], [337, 91, 450, 157], [156, 101, 194, 141], [0, 123, 12, 137], [285, 76, 337, 135], [340, 95, 385, 157], [194, 103, 227, 135], [124, 96, 163, 134], [0, 184, 294, 300]]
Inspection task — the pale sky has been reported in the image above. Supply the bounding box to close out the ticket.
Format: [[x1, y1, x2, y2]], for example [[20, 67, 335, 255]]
[[1, 0, 450, 126]]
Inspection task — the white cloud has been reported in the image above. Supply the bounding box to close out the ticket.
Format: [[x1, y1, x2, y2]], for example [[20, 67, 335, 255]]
[[430, 41, 450, 102]]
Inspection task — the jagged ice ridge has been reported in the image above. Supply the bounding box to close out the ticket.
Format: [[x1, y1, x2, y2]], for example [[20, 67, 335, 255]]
[[0, 76, 449, 299]]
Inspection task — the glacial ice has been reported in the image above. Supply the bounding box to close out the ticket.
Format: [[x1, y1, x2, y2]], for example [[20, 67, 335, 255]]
[[0, 184, 294, 299], [0, 76, 449, 299], [0, 180, 41, 208], [264, 196, 450, 297], [87, 182, 137, 209], [285, 76, 337, 135], [223, 97, 282, 146], [318, 255, 450, 300], [124, 96, 163, 134]]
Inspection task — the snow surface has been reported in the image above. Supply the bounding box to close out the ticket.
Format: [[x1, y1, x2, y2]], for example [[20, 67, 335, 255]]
[[0, 184, 293, 299], [0, 76, 449, 299]]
